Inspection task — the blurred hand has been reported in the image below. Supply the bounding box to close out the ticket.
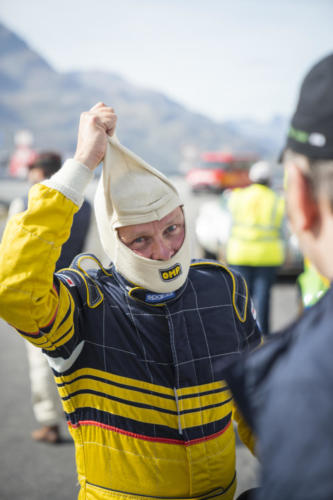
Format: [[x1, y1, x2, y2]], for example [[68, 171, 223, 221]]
[[74, 102, 117, 170]]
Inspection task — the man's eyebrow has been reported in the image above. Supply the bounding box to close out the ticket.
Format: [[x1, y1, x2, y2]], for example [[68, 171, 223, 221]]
[[122, 231, 143, 241], [164, 213, 184, 225], [124, 227, 151, 241]]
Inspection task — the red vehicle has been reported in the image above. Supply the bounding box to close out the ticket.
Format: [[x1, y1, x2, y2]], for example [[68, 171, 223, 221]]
[[186, 151, 258, 193]]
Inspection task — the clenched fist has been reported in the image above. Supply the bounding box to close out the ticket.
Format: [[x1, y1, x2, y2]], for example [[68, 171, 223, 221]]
[[74, 102, 117, 170]]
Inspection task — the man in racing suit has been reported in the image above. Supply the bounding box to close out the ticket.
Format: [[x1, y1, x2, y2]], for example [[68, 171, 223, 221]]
[[0, 103, 261, 500]]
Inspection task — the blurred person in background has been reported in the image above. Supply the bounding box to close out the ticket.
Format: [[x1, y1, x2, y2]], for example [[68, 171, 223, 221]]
[[0, 103, 262, 499], [225, 53, 333, 500], [8, 129, 38, 179], [225, 161, 285, 335], [296, 256, 329, 311], [8, 151, 92, 443]]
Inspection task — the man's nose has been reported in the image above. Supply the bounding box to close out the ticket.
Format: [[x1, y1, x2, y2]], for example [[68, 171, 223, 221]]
[[151, 238, 173, 261]]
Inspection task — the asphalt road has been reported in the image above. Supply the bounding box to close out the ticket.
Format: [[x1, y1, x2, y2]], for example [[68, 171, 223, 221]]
[[0, 177, 299, 499]]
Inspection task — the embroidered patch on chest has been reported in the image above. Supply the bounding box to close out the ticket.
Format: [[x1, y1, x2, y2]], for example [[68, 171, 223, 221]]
[[145, 291, 176, 303]]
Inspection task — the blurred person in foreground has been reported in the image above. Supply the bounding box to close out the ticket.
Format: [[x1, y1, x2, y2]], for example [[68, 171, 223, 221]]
[[8, 152, 92, 443], [0, 102, 261, 499], [226, 161, 285, 334], [225, 53, 333, 500]]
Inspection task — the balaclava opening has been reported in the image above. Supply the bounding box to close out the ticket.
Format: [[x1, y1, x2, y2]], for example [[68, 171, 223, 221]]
[[94, 136, 191, 292]]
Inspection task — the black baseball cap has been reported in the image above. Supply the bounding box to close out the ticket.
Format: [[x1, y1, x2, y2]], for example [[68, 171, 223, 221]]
[[284, 53, 333, 160]]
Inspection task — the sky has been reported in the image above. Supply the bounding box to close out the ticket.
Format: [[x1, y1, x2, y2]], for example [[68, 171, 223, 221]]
[[0, 0, 332, 122]]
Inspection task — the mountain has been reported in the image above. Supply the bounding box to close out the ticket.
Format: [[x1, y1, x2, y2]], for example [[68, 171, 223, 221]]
[[0, 21, 287, 174], [223, 115, 289, 160]]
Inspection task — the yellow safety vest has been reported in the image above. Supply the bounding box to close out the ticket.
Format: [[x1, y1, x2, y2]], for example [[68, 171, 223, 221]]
[[298, 257, 330, 308], [226, 184, 285, 266]]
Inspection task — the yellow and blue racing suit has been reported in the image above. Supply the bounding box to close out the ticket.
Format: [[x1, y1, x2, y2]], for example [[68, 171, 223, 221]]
[[0, 182, 261, 500]]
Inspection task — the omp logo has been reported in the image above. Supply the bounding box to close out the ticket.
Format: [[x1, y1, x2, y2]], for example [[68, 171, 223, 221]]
[[159, 263, 182, 281]]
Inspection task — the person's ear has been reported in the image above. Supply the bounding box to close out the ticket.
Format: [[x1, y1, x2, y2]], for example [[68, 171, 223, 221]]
[[288, 164, 318, 231]]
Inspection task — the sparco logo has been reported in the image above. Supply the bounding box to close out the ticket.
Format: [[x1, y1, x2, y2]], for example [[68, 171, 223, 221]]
[[159, 263, 182, 281]]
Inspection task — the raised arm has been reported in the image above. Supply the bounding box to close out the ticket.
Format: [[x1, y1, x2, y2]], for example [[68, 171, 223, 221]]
[[0, 103, 116, 335]]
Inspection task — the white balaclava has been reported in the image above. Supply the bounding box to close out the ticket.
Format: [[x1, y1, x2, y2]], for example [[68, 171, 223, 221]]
[[94, 136, 191, 293]]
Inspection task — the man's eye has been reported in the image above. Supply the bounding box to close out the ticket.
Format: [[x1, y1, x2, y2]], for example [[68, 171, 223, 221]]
[[132, 236, 146, 245], [166, 224, 177, 233]]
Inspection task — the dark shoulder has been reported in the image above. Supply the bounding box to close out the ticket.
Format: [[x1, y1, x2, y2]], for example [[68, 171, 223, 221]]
[[250, 285, 333, 391], [189, 258, 245, 288], [55, 253, 113, 308], [188, 259, 248, 320], [284, 285, 333, 374]]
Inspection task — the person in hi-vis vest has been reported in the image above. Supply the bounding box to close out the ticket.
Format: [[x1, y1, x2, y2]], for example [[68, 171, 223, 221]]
[[226, 161, 285, 335]]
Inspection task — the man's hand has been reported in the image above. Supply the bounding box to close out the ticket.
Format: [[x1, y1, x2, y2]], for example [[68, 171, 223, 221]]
[[74, 102, 117, 170]]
